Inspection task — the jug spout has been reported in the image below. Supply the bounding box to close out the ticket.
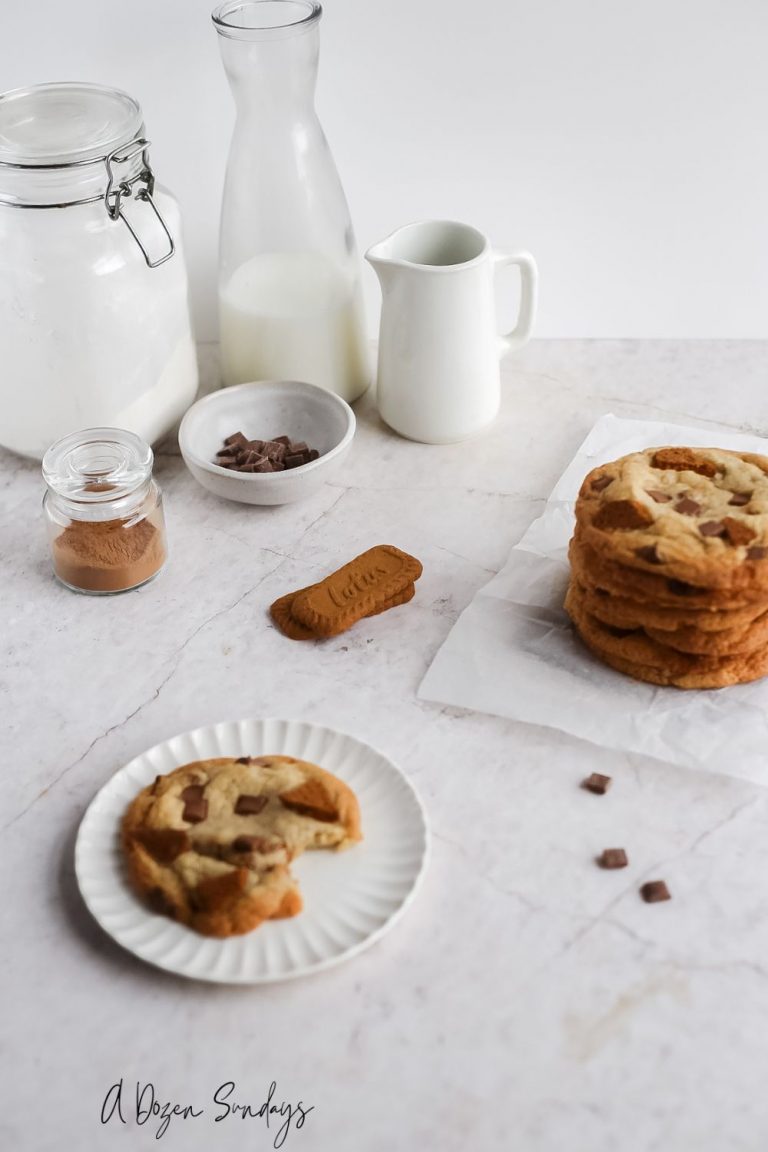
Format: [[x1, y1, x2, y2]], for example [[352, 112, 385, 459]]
[[364, 236, 403, 288]]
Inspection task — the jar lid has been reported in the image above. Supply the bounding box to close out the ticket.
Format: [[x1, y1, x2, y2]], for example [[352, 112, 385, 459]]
[[0, 83, 142, 167], [42, 427, 154, 507]]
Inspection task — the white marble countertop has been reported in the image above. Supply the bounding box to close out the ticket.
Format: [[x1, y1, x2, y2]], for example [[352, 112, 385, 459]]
[[5, 340, 768, 1152]]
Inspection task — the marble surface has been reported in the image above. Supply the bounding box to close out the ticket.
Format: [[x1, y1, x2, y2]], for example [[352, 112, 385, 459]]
[[4, 340, 768, 1151]]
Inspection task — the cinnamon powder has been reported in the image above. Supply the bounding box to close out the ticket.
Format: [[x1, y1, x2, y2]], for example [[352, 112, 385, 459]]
[[52, 516, 166, 593]]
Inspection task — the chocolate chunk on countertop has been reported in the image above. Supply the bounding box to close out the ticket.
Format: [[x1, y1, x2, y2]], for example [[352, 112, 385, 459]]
[[582, 772, 612, 795], [640, 879, 671, 904]]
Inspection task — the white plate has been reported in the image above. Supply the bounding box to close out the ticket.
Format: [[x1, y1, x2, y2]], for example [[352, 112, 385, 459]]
[[75, 718, 429, 983]]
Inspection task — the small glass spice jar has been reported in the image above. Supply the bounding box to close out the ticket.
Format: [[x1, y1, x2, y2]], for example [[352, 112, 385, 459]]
[[42, 428, 167, 594]]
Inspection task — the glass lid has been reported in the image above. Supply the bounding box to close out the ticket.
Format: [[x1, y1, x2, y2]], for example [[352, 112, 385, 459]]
[[0, 83, 142, 167], [42, 427, 153, 504]]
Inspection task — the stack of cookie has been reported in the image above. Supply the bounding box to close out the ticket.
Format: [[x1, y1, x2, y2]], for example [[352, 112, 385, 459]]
[[565, 446, 768, 688]]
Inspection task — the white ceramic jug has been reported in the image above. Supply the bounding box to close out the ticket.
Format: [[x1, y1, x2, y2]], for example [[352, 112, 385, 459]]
[[366, 220, 537, 444]]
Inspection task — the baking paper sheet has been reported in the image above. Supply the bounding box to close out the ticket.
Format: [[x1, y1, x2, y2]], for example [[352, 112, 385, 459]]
[[419, 414, 768, 782]]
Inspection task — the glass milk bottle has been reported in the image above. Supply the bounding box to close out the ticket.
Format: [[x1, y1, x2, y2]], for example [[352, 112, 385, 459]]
[[212, 0, 370, 402]]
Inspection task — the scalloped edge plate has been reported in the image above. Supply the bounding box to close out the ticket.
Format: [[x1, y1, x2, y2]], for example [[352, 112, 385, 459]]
[[75, 718, 429, 983]]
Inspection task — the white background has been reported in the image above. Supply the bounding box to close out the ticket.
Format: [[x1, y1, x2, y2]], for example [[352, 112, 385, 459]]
[[3, 0, 768, 340]]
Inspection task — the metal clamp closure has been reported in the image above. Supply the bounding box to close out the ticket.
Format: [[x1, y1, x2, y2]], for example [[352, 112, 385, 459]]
[[104, 137, 175, 268]]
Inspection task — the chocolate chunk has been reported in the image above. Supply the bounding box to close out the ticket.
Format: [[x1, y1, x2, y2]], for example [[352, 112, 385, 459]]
[[216, 446, 237, 457], [235, 756, 252, 764], [635, 544, 662, 564], [134, 827, 190, 864], [232, 835, 281, 854], [289, 440, 309, 455], [216, 455, 240, 468], [582, 772, 612, 795], [590, 474, 613, 492], [284, 453, 307, 469], [651, 449, 718, 477], [263, 441, 287, 461], [234, 794, 269, 816], [674, 497, 702, 516], [245, 439, 266, 454], [308, 449, 319, 462], [747, 546, 768, 560], [698, 520, 727, 537], [723, 517, 757, 546], [646, 489, 672, 503], [605, 624, 638, 638], [238, 455, 272, 473], [273, 435, 292, 446], [224, 432, 248, 448], [640, 880, 671, 904], [598, 848, 628, 869], [180, 784, 208, 824], [593, 500, 654, 531], [729, 492, 751, 507], [668, 578, 697, 596]]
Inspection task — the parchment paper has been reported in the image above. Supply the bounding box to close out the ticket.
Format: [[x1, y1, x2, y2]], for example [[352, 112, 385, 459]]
[[419, 414, 768, 782]]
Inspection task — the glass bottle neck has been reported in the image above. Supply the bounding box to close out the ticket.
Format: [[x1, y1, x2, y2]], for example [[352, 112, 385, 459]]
[[218, 23, 320, 114]]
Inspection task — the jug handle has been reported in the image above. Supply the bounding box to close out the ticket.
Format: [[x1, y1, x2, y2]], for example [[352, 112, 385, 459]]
[[493, 250, 538, 357]]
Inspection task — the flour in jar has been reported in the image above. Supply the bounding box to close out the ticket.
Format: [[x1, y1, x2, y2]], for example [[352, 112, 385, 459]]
[[219, 252, 370, 403]]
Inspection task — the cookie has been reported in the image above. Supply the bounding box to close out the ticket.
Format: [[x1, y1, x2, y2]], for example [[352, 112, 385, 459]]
[[565, 579, 768, 688], [122, 755, 362, 937], [271, 581, 416, 641], [290, 545, 422, 637], [575, 580, 768, 634], [576, 447, 768, 590], [570, 533, 768, 609], [575, 579, 768, 656]]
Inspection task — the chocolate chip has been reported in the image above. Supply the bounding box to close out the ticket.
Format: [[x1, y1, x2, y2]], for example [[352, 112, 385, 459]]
[[635, 544, 662, 564], [598, 848, 628, 869], [235, 756, 252, 764], [263, 441, 287, 461], [582, 772, 612, 795], [180, 784, 208, 824], [668, 578, 697, 596], [214, 433, 320, 472], [232, 835, 280, 854], [674, 497, 702, 516], [646, 489, 672, 503], [640, 880, 671, 904], [234, 794, 268, 815], [605, 623, 638, 637], [698, 520, 727, 537], [729, 492, 751, 506], [747, 546, 768, 560], [590, 474, 613, 492]]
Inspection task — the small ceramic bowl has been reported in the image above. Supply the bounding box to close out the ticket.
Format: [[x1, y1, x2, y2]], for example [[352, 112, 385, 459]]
[[178, 380, 356, 505]]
